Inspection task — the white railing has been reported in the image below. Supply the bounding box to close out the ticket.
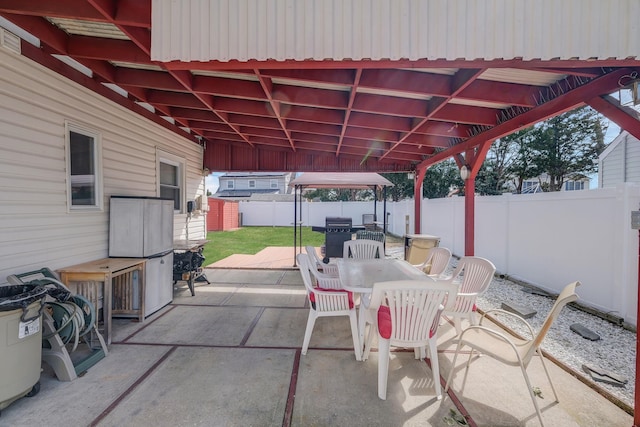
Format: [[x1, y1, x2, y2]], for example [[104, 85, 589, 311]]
[[237, 183, 640, 326]]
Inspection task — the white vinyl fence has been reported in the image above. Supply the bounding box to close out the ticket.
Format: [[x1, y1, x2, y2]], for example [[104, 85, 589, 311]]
[[238, 183, 640, 326]]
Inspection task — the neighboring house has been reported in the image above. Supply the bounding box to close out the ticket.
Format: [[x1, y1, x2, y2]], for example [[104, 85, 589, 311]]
[[520, 173, 589, 193], [215, 172, 294, 198], [0, 47, 207, 284], [598, 130, 640, 188]]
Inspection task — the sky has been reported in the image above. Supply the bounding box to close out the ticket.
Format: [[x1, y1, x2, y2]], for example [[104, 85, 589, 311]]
[[205, 173, 221, 193]]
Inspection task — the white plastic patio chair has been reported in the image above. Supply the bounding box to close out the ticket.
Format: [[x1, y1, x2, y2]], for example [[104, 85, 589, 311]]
[[343, 239, 384, 259], [297, 253, 361, 361], [416, 247, 452, 277], [445, 281, 580, 427], [362, 279, 458, 400], [441, 256, 496, 335], [305, 245, 339, 276]]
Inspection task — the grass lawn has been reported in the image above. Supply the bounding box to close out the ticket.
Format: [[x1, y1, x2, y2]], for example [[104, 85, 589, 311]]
[[201, 226, 325, 264]]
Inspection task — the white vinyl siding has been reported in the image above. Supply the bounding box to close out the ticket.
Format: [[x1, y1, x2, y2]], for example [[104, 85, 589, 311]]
[[626, 136, 640, 183], [601, 142, 625, 188], [0, 48, 205, 284], [599, 132, 640, 189], [152, 0, 640, 63]]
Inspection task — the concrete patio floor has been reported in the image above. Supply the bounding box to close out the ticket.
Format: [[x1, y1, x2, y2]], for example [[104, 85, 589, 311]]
[[0, 267, 633, 427]]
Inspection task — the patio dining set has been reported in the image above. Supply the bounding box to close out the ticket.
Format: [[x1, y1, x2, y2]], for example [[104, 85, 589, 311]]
[[297, 238, 580, 427]]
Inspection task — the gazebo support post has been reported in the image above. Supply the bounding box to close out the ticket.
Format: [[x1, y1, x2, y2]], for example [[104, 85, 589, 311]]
[[383, 186, 388, 234], [293, 185, 298, 266]]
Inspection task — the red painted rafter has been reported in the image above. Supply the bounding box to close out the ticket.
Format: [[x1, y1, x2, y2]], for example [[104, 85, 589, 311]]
[[0, 0, 108, 23], [587, 95, 640, 141], [381, 68, 485, 160], [68, 36, 152, 64], [0, 0, 150, 26], [337, 69, 362, 156]]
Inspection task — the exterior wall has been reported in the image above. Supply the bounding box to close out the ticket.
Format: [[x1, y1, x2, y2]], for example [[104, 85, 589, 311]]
[[0, 48, 206, 284], [238, 185, 640, 326], [599, 131, 640, 188], [217, 173, 291, 194], [600, 132, 627, 188], [627, 137, 640, 183]]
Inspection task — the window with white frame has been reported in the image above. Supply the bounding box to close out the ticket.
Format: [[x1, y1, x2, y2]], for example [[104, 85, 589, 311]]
[[158, 150, 185, 211], [270, 179, 278, 189], [227, 180, 234, 189], [248, 179, 256, 188], [66, 122, 102, 210], [565, 181, 585, 191]]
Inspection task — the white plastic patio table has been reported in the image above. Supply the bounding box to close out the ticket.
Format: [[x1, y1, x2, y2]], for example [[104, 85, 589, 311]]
[[336, 258, 431, 293]]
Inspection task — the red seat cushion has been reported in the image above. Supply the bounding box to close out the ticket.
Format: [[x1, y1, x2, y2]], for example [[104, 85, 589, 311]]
[[309, 288, 354, 309], [377, 305, 439, 339], [377, 305, 392, 339]]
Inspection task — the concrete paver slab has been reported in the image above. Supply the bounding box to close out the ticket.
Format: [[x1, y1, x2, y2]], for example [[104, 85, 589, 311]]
[[245, 307, 309, 348], [100, 347, 296, 427], [293, 350, 456, 426], [0, 344, 172, 426], [278, 270, 303, 285], [172, 283, 241, 305], [206, 269, 285, 285], [127, 305, 262, 346], [224, 284, 307, 307]]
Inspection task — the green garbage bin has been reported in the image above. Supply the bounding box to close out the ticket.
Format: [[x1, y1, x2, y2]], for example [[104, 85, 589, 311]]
[[0, 284, 47, 412]]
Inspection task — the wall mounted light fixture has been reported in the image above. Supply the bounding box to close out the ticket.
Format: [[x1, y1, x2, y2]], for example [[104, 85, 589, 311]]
[[460, 165, 470, 180]]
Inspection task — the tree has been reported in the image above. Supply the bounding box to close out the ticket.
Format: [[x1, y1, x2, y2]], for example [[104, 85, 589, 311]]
[[423, 160, 461, 198], [527, 107, 607, 191], [502, 128, 539, 194], [303, 187, 375, 201], [476, 106, 608, 194], [380, 173, 414, 201]]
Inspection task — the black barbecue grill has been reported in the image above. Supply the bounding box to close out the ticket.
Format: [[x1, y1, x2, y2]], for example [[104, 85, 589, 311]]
[[321, 217, 353, 262]]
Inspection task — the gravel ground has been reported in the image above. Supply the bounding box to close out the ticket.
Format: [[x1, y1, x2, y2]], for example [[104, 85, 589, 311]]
[[385, 245, 636, 409]]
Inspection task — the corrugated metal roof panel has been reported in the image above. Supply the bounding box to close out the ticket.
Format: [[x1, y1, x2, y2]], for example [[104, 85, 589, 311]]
[[151, 0, 640, 63], [479, 69, 564, 87], [48, 18, 128, 40]]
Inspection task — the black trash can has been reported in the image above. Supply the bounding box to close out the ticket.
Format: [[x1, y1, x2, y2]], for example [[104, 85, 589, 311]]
[[0, 284, 47, 412]]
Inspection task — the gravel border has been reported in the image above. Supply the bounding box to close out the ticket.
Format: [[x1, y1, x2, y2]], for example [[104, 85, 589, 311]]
[[386, 246, 636, 410]]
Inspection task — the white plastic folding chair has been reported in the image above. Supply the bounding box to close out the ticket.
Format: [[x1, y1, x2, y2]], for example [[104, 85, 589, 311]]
[[362, 280, 458, 400], [445, 281, 580, 427], [343, 239, 384, 259], [441, 256, 496, 335], [297, 253, 361, 360], [305, 245, 339, 276], [416, 247, 452, 277]]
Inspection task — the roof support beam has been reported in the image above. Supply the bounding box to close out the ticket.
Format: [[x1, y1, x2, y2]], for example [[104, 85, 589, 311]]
[[587, 95, 640, 142]]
